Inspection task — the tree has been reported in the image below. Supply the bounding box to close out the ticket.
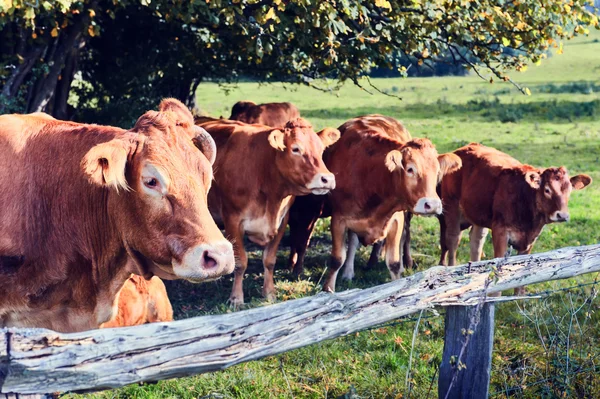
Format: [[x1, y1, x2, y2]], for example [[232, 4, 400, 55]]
[[0, 0, 598, 124]]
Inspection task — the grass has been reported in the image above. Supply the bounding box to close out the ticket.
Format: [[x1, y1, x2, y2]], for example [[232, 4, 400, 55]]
[[72, 31, 600, 398]]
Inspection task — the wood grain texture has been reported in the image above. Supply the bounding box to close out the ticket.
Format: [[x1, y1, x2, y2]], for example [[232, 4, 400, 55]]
[[438, 304, 495, 399], [1, 244, 599, 394]]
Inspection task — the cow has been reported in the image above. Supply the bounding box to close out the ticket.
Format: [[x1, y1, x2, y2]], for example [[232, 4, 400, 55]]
[[439, 143, 591, 293], [197, 117, 340, 306], [288, 116, 416, 280], [230, 101, 301, 128], [100, 274, 173, 328], [287, 115, 462, 292], [0, 98, 235, 332]]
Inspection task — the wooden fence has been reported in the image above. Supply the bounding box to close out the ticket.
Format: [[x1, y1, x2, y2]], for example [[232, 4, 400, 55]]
[[1, 244, 600, 398]]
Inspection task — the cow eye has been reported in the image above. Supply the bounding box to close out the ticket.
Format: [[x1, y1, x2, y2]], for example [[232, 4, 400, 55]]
[[291, 145, 302, 155], [144, 177, 159, 189], [544, 187, 551, 195], [406, 166, 416, 176]]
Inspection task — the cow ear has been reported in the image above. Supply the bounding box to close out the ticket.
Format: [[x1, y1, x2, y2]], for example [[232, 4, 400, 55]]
[[192, 126, 217, 166], [525, 170, 541, 189], [570, 174, 592, 190], [268, 129, 286, 151], [317, 127, 340, 147], [83, 138, 138, 191], [438, 153, 462, 177], [385, 150, 403, 172]]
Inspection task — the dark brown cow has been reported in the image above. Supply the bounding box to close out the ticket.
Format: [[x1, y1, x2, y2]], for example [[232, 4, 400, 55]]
[[100, 274, 173, 328], [198, 118, 340, 306], [230, 101, 301, 127], [0, 99, 235, 332], [439, 144, 591, 290], [287, 115, 462, 292]]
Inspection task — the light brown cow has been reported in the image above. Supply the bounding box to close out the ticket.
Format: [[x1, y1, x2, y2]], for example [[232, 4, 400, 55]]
[[197, 117, 340, 306], [439, 143, 591, 294], [230, 101, 301, 128], [100, 274, 173, 328], [0, 99, 235, 332], [287, 115, 462, 292]]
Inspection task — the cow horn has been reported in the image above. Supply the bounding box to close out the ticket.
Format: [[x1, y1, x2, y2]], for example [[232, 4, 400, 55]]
[[192, 126, 217, 166]]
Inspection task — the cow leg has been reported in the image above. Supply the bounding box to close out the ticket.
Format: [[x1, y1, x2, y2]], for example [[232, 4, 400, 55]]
[[262, 212, 289, 301], [443, 199, 462, 266], [489, 226, 509, 298], [385, 212, 405, 280], [367, 241, 383, 268], [438, 215, 449, 265], [402, 212, 414, 270], [514, 247, 533, 296], [225, 218, 248, 307], [341, 231, 360, 281], [491, 226, 509, 260], [323, 216, 347, 293], [469, 225, 489, 262], [288, 212, 318, 277]]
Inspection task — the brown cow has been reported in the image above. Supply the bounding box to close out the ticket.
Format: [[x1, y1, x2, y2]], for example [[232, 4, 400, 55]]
[[0, 99, 235, 332], [287, 115, 462, 292], [439, 143, 591, 290], [197, 117, 340, 306], [288, 115, 415, 278], [100, 274, 173, 328], [230, 101, 301, 127]]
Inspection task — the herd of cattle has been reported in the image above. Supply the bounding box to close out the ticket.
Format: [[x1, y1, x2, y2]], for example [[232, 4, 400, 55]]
[[0, 98, 591, 333]]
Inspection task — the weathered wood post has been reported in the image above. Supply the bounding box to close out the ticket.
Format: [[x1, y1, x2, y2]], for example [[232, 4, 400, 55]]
[[438, 303, 495, 399]]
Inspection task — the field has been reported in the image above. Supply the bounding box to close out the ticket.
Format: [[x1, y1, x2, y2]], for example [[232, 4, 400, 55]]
[[75, 32, 600, 398]]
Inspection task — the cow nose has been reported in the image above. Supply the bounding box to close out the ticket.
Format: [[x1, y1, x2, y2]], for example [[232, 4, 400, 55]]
[[309, 173, 336, 194], [413, 197, 442, 215], [199, 241, 236, 275], [552, 211, 570, 222], [318, 173, 335, 188]]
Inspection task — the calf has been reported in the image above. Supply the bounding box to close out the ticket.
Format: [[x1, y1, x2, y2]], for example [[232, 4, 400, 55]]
[[100, 274, 173, 328], [197, 118, 340, 305], [230, 101, 301, 127], [0, 99, 235, 332], [287, 115, 461, 292], [439, 143, 591, 292]]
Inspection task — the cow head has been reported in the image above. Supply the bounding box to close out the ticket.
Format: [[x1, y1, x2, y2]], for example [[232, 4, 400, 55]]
[[269, 118, 340, 195], [525, 166, 592, 223], [230, 101, 256, 119], [385, 138, 461, 215], [82, 98, 235, 282]]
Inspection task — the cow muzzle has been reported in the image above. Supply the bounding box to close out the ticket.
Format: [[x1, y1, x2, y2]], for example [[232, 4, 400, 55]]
[[172, 240, 235, 282], [413, 197, 443, 216], [550, 211, 570, 223], [307, 172, 336, 195]]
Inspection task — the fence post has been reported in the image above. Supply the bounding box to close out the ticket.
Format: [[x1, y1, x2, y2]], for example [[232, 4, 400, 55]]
[[438, 303, 495, 399]]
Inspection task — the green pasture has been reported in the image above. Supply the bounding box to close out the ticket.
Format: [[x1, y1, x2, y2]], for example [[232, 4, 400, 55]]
[[74, 32, 600, 398]]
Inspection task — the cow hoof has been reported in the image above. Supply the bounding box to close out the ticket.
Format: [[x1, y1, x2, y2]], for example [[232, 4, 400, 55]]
[[341, 272, 354, 281], [514, 287, 527, 296], [263, 290, 276, 302], [228, 296, 244, 309], [323, 285, 335, 293]]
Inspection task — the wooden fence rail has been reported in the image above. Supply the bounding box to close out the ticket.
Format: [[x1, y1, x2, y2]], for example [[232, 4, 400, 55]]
[[1, 244, 600, 396]]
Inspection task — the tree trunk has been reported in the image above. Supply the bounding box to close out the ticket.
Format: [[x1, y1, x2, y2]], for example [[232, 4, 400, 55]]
[[186, 78, 202, 116], [27, 18, 86, 114], [52, 40, 82, 120], [0, 45, 44, 113]]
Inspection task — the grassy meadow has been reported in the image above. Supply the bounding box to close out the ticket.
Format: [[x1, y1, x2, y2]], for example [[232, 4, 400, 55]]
[[74, 32, 600, 398]]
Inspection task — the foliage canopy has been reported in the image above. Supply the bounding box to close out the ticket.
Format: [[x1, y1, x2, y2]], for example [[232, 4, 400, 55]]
[[0, 0, 597, 124]]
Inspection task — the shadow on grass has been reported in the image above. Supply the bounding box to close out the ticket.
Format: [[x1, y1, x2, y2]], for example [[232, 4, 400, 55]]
[[303, 98, 600, 124]]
